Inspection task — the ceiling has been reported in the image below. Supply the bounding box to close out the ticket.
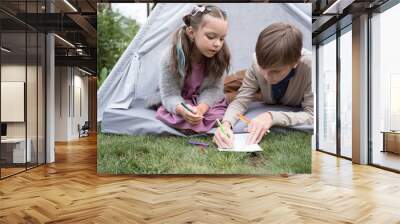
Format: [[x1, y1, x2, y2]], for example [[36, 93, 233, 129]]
[[0, 0, 97, 74], [312, 0, 390, 44]]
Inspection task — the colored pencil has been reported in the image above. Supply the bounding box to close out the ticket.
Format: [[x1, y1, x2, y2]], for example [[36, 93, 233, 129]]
[[216, 119, 230, 139], [236, 113, 270, 133], [181, 103, 195, 114]]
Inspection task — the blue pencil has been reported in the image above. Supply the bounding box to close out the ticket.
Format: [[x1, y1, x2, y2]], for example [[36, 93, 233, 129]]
[[188, 140, 209, 147]]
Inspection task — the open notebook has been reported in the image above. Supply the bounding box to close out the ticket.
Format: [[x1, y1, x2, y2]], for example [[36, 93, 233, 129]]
[[218, 133, 262, 152]]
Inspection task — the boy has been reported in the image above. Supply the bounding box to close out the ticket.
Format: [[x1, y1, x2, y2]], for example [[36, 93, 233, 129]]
[[214, 22, 313, 148]]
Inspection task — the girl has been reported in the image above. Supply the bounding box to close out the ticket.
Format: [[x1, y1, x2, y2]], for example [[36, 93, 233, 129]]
[[156, 5, 230, 134]]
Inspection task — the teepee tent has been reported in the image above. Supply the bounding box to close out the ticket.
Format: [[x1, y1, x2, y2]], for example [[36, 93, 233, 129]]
[[98, 3, 312, 136]]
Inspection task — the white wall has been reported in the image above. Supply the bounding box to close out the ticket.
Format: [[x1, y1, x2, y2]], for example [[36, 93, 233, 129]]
[[1, 63, 46, 164], [46, 33, 55, 163], [1, 82, 25, 122], [312, 45, 316, 150], [352, 14, 369, 164], [55, 67, 89, 141], [1, 65, 42, 137], [1, 64, 26, 129], [75, 70, 89, 138], [55, 66, 69, 141]]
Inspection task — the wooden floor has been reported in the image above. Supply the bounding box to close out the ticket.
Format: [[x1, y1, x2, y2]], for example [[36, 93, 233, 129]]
[[1, 135, 400, 223], [1, 167, 26, 178]]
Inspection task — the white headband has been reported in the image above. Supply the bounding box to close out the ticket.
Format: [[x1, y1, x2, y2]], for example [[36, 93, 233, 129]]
[[191, 6, 206, 16]]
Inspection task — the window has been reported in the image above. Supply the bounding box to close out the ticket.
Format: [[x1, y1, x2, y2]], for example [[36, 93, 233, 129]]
[[371, 3, 400, 171], [317, 35, 337, 154], [0, 1, 46, 179], [339, 27, 352, 158]]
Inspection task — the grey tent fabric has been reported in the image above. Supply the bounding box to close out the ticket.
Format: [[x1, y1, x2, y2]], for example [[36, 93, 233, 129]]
[[102, 101, 313, 136], [98, 3, 312, 135], [102, 99, 186, 136]]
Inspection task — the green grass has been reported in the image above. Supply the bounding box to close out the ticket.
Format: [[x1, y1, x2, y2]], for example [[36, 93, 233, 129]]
[[97, 130, 311, 175]]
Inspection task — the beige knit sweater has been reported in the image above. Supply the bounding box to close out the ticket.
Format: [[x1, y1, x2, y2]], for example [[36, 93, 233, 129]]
[[223, 49, 313, 127]]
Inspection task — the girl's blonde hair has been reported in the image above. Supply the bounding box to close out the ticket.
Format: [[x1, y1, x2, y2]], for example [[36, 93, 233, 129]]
[[169, 5, 230, 79]]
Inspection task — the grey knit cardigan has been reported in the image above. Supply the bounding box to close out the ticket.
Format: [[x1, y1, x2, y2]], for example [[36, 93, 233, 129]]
[[158, 49, 226, 114]]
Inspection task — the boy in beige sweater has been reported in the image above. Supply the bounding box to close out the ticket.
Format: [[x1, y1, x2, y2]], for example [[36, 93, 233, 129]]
[[214, 22, 313, 148]]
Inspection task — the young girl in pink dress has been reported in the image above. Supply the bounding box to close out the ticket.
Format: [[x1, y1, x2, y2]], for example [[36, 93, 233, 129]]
[[156, 5, 230, 134]]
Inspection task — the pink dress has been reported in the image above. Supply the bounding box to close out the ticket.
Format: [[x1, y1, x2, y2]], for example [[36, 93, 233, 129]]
[[156, 63, 227, 134]]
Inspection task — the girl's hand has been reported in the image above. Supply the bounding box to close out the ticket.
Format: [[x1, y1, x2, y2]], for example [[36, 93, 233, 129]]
[[213, 121, 234, 148], [193, 103, 209, 117], [176, 104, 203, 125], [245, 112, 272, 144]]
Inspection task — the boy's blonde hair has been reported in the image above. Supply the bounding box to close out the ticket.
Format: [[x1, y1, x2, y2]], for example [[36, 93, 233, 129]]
[[255, 23, 303, 69]]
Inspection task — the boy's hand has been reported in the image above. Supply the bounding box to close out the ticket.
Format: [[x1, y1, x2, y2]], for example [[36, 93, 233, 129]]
[[176, 104, 203, 125], [213, 121, 234, 148], [246, 112, 272, 144]]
